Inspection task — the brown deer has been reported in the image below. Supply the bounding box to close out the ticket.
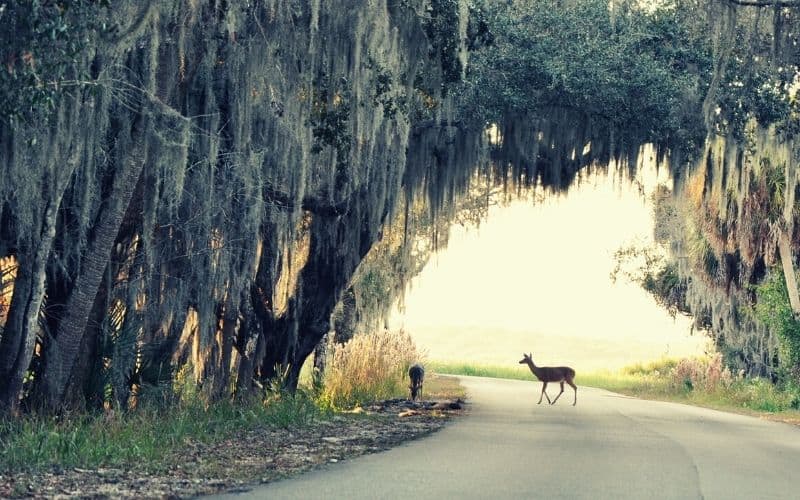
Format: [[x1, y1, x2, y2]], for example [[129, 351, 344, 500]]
[[408, 364, 425, 401], [519, 353, 577, 406]]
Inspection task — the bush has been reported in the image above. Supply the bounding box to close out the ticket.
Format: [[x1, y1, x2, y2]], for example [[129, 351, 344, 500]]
[[753, 268, 800, 375], [669, 354, 732, 393], [321, 329, 424, 409], [724, 377, 798, 412]]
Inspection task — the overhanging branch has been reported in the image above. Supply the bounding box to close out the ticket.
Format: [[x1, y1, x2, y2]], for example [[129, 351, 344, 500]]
[[723, 0, 799, 7], [264, 183, 351, 217]]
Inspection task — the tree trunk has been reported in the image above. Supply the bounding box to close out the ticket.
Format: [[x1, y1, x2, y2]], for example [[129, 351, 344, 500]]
[[0, 199, 62, 415], [235, 290, 263, 396], [41, 123, 149, 410], [60, 267, 110, 410], [777, 229, 800, 316], [207, 293, 238, 400]]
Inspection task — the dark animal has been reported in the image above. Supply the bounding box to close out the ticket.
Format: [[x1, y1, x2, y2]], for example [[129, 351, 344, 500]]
[[408, 364, 425, 401], [519, 352, 577, 405]]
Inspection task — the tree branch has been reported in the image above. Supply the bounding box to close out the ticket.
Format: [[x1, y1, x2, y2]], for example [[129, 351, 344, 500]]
[[263, 183, 351, 217], [723, 0, 799, 7]]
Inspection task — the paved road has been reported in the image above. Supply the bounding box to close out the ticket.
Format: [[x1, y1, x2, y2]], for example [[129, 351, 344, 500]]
[[218, 376, 800, 499]]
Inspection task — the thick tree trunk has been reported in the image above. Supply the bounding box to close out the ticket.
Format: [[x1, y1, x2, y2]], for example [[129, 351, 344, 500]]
[[207, 293, 239, 400], [41, 126, 149, 410], [777, 229, 800, 317], [235, 291, 263, 396], [60, 267, 111, 410], [0, 258, 33, 381], [0, 200, 62, 415]]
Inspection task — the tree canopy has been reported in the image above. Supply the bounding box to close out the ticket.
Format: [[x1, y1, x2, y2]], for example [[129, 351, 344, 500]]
[[460, 0, 712, 152]]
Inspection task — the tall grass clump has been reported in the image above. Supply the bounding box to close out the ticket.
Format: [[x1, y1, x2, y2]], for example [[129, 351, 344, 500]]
[[262, 367, 327, 428], [321, 329, 423, 409]]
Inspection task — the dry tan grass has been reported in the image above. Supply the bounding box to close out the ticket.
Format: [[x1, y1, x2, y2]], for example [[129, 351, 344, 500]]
[[321, 329, 424, 409]]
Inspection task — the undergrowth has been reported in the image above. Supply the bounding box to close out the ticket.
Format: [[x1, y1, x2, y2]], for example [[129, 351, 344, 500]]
[[0, 390, 326, 474], [1, 328, 430, 474]]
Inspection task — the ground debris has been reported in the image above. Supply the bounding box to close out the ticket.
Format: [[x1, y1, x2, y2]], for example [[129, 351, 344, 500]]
[[0, 398, 465, 499]]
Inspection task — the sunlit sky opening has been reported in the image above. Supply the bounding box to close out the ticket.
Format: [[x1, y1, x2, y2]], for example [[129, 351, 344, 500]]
[[389, 154, 710, 372]]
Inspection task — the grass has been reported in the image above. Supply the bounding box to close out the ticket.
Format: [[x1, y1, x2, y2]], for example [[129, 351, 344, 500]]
[[427, 361, 531, 381], [430, 357, 800, 423], [0, 391, 326, 475]]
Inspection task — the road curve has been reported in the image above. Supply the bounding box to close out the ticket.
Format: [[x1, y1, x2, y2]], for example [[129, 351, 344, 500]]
[[216, 375, 800, 499]]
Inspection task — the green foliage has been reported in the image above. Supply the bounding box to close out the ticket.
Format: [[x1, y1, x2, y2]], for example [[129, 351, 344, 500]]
[[761, 158, 786, 224], [369, 57, 406, 120], [752, 268, 800, 376], [0, 0, 109, 125], [710, 27, 793, 140], [724, 377, 800, 412], [306, 75, 352, 185], [423, 0, 463, 89], [461, 0, 711, 148], [263, 389, 327, 429]]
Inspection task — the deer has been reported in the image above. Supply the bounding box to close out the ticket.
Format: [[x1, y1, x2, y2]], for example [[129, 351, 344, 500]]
[[408, 364, 425, 401], [519, 353, 577, 406]]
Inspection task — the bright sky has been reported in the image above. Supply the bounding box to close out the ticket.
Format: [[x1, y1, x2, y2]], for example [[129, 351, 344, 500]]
[[389, 155, 710, 371]]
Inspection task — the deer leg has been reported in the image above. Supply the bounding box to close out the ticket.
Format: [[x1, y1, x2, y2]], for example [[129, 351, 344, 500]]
[[538, 382, 550, 404], [550, 381, 565, 405], [567, 379, 577, 406]]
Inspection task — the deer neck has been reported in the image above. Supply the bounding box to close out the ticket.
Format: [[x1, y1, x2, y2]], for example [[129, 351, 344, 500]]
[[525, 360, 541, 377]]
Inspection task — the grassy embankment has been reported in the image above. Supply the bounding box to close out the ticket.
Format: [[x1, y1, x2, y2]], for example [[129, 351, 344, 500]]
[[430, 356, 800, 424], [0, 330, 455, 475]]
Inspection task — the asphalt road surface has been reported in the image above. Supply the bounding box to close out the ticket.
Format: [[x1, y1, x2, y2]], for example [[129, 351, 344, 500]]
[[218, 375, 800, 499]]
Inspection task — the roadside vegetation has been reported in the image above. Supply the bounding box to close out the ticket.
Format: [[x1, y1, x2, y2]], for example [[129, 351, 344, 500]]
[[0, 391, 324, 475], [318, 329, 425, 409], [1, 329, 444, 476], [431, 356, 800, 422]]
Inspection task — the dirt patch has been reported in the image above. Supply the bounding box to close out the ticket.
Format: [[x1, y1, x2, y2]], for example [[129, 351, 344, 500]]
[[0, 398, 465, 499]]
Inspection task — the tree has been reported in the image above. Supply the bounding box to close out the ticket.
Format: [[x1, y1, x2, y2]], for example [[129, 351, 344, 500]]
[[459, 0, 711, 153]]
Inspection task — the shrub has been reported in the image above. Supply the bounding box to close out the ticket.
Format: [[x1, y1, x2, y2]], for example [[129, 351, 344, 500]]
[[668, 354, 732, 393], [724, 377, 797, 412], [753, 268, 800, 376]]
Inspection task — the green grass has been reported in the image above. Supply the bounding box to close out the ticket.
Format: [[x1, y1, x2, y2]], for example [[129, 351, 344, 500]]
[[427, 361, 532, 381], [0, 392, 327, 474]]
